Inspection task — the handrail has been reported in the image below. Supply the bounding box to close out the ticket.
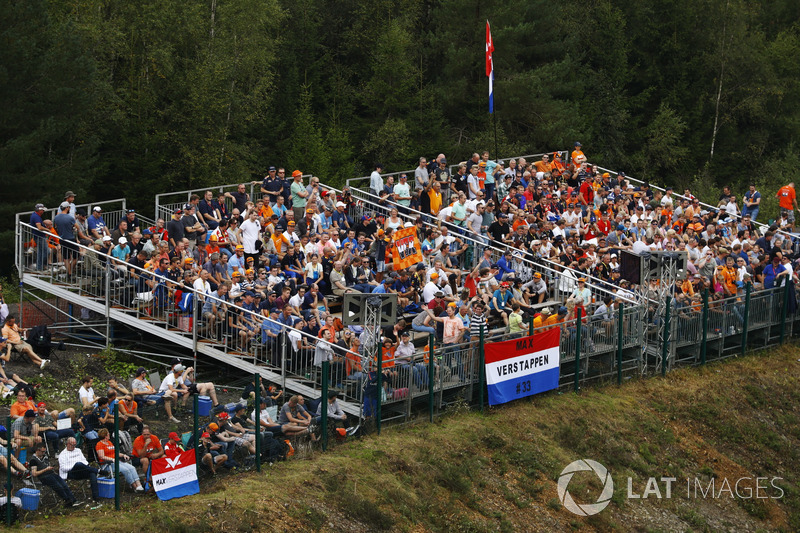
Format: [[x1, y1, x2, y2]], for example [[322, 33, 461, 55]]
[[593, 165, 791, 241], [320, 182, 632, 303], [16, 221, 359, 362]]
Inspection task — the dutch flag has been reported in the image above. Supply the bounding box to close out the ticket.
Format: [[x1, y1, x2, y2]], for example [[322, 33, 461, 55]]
[[486, 20, 494, 114]]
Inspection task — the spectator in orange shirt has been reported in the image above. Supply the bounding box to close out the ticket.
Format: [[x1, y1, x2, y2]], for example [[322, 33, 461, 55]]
[[571, 142, 585, 167], [131, 425, 164, 477], [10, 389, 35, 419], [1, 315, 46, 369], [776, 182, 797, 230]]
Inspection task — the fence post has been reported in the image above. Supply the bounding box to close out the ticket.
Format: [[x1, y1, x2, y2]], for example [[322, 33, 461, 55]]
[[254, 374, 261, 472], [428, 334, 435, 423], [574, 308, 582, 393], [105, 262, 111, 348], [114, 403, 120, 510], [616, 302, 624, 386], [5, 416, 10, 526], [321, 360, 329, 451], [193, 394, 199, 478], [779, 281, 791, 345], [479, 325, 485, 413], [662, 298, 671, 377], [700, 289, 709, 366], [191, 291, 198, 354], [741, 282, 752, 357], [376, 343, 383, 436]]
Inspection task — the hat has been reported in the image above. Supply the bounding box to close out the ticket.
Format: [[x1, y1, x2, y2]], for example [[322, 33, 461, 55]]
[[558, 306, 568, 315], [34, 203, 46, 210], [173, 364, 186, 373], [498, 213, 509, 218], [244, 291, 255, 298], [118, 237, 127, 244], [142, 229, 152, 235], [64, 191, 76, 198], [416, 264, 426, 271], [136, 366, 146, 376], [479, 161, 486, 167], [245, 268, 254, 275], [232, 271, 242, 278], [270, 307, 279, 314], [500, 282, 510, 288], [292, 170, 302, 177], [268, 166, 277, 172], [602, 172, 610, 178], [541, 307, 553, 315], [169, 432, 179, 440], [184, 257, 193, 264], [24, 409, 35, 418], [218, 411, 230, 420], [404, 222, 414, 228], [430, 272, 439, 279], [434, 291, 444, 298], [447, 302, 457, 307], [59, 201, 70, 210], [235, 244, 244, 250], [93, 206, 102, 212], [575, 142, 582, 147], [578, 277, 587, 282], [127, 209, 136, 213], [617, 224, 625, 231], [208, 422, 219, 432], [401, 331, 410, 337], [288, 221, 296, 226], [336, 202, 346, 208], [173, 208, 182, 215], [306, 208, 315, 214], [37, 402, 46, 408], [201, 432, 211, 438]]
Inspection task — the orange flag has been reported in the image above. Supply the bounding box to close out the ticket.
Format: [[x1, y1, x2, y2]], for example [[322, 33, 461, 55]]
[[391, 226, 423, 271]]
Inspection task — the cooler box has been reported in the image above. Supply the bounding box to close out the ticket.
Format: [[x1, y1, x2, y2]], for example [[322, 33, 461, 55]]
[[98, 478, 115, 499], [16, 488, 40, 511], [197, 396, 212, 417]]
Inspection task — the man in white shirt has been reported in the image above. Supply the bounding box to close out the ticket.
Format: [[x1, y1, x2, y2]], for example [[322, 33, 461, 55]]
[[422, 274, 441, 304], [58, 437, 101, 504], [159, 365, 188, 413], [370, 164, 384, 197], [78, 377, 98, 409], [239, 210, 262, 266]]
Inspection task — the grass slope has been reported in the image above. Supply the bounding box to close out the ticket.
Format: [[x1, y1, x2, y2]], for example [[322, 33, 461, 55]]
[[36, 345, 800, 532]]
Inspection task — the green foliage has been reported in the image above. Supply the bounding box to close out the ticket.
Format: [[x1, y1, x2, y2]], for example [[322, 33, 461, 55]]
[[4, 0, 800, 278], [100, 345, 138, 378]]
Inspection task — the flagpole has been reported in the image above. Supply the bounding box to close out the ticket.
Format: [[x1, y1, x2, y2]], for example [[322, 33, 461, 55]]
[[486, 21, 499, 176]]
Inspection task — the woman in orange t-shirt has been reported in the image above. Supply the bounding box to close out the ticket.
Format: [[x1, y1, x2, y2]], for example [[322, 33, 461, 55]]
[[95, 428, 144, 491]]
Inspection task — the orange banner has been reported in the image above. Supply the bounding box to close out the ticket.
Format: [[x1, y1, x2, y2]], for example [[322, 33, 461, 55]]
[[392, 226, 423, 271]]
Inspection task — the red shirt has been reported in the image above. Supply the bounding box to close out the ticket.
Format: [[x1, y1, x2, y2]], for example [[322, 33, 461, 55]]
[[164, 441, 185, 458]]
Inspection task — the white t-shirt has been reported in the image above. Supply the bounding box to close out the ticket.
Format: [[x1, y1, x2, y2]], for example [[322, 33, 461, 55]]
[[239, 219, 262, 254], [159, 372, 180, 393], [78, 386, 95, 406]]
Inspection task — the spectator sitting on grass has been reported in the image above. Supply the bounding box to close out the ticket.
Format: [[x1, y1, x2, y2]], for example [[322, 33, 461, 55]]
[[163, 432, 185, 458], [131, 425, 165, 478], [131, 366, 179, 423], [95, 428, 144, 493], [29, 443, 80, 508], [216, 411, 256, 455], [197, 431, 227, 475]]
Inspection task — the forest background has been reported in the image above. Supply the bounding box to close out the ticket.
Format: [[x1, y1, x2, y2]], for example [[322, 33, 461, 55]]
[[2, 0, 800, 275]]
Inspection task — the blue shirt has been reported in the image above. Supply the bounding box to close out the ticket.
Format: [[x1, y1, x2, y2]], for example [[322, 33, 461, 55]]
[[763, 263, 787, 289], [30, 212, 44, 237], [495, 256, 516, 281], [87, 214, 107, 235], [490, 289, 512, 310]]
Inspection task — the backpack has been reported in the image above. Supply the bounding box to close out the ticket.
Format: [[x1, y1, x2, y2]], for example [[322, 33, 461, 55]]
[[261, 435, 289, 463], [118, 430, 133, 455]]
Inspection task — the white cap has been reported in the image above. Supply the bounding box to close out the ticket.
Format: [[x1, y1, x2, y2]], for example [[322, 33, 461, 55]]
[[118, 237, 127, 244], [93, 206, 102, 212], [336, 202, 346, 208], [404, 222, 414, 228], [59, 201, 70, 210], [102, 235, 112, 242]]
